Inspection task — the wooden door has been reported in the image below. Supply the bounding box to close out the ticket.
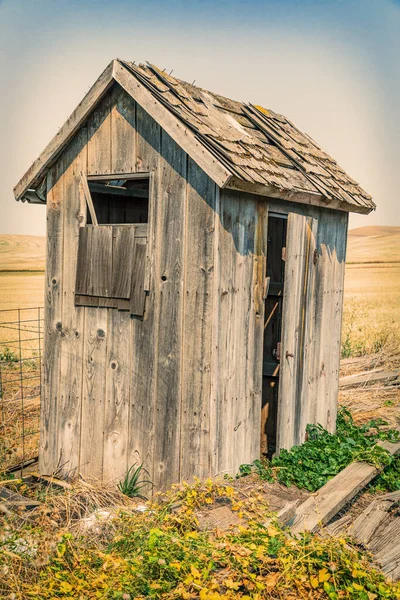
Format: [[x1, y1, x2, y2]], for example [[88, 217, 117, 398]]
[[277, 213, 318, 452]]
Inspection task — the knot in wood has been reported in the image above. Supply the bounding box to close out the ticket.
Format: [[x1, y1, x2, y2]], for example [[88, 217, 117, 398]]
[[97, 329, 105, 338]]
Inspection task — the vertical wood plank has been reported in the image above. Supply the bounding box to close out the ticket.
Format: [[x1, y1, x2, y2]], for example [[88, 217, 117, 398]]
[[130, 239, 147, 316], [80, 308, 107, 478], [57, 127, 87, 474], [100, 89, 134, 482], [127, 107, 160, 486], [111, 226, 135, 298], [213, 190, 265, 477], [88, 92, 112, 175], [75, 228, 91, 295], [90, 226, 113, 297], [180, 160, 216, 481], [310, 210, 348, 432], [111, 85, 136, 174], [215, 190, 240, 476], [128, 164, 160, 483], [152, 132, 186, 490], [80, 90, 113, 478], [277, 213, 318, 451], [103, 309, 131, 483], [249, 197, 267, 461], [40, 160, 64, 474]]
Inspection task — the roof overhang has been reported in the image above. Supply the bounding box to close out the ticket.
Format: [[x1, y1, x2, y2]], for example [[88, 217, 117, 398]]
[[14, 59, 374, 216]]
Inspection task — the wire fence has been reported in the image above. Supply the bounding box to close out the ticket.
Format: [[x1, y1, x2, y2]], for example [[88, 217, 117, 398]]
[[0, 307, 43, 474]]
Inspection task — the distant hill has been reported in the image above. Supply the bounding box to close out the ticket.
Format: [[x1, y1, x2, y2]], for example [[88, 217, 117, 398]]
[[347, 225, 400, 264], [0, 235, 45, 271], [0, 226, 398, 271]]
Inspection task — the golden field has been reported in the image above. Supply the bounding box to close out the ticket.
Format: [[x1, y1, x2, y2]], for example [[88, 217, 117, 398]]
[[343, 225, 400, 356], [0, 234, 45, 272]]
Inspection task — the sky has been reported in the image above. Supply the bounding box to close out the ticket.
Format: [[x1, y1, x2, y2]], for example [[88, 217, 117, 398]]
[[0, 0, 399, 236]]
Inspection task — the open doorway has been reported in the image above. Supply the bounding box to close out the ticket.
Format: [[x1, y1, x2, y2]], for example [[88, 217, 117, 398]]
[[261, 213, 287, 458]]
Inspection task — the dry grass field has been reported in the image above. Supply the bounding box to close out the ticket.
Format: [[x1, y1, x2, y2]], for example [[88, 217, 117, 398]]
[[0, 234, 45, 271], [343, 225, 400, 356]]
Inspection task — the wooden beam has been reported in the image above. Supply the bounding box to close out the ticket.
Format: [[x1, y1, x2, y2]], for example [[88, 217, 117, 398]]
[[14, 61, 116, 200], [226, 176, 373, 215], [112, 61, 232, 189], [339, 367, 400, 389], [80, 172, 98, 226]]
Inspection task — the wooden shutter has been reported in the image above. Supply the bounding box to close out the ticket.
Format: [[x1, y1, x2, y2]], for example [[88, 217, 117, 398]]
[[75, 224, 148, 316], [277, 213, 318, 452]]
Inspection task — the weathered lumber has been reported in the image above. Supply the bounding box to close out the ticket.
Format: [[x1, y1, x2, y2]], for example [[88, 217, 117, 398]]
[[374, 521, 400, 581], [0, 486, 41, 511], [40, 159, 64, 475], [339, 367, 400, 389], [347, 497, 394, 545], [324, 514, 353, 537], [291, 438, 400, 534], [277, 213, 318, 450], [180, 159, 215, 481], [130, 239, 146, 317]]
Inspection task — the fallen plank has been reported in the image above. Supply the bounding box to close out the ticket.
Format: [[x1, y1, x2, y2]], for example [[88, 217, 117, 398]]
[[0, 486, 41, 511], [339, 368, 400, 389], [374, 522, 400, 581], [347, 497, 393, 545], [291, 438, 400, 535], [324, 514, 353, 537], [263, 500, 299, 528]]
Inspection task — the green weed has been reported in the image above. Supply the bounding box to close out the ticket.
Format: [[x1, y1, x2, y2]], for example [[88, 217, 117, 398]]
[[118, 462, 152, 499], [239, 408, 399, 492]]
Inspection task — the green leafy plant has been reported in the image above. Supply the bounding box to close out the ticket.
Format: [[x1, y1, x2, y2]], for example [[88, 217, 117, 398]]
[[118, 462, 152, 499], [239, 408, 399, 492], [0, 346, 18, 363], [370, 455, 400, 492]]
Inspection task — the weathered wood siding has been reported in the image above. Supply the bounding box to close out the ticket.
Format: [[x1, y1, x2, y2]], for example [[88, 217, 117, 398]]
[[40, 82, 347, 488], [213, 189, 267, 476]]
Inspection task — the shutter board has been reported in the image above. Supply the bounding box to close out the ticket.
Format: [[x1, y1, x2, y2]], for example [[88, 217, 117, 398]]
[[75, 224, 147, 314], [90, 226, 113, 297], [75, 227, 92, 294], [277, 213, 318, 452], [130, 239, 147, 316], [111, 226, 136, 298]]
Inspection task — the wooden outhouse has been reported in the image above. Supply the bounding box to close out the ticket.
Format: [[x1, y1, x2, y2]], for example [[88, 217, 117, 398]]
[[14, 59, 374, 489]]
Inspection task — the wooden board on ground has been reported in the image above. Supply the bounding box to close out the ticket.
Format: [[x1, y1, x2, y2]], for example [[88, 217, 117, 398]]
[[291, 438, 400, 534], [339, 367, 400, 389]]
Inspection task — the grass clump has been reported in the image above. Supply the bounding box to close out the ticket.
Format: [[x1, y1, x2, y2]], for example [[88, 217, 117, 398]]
[[118, 463, 152, 499], [1, 478, 399, 599], [239, 408, 399, 492]]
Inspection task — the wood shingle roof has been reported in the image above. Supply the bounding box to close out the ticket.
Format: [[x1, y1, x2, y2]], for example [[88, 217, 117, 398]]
[[123, 61, 374, 213]]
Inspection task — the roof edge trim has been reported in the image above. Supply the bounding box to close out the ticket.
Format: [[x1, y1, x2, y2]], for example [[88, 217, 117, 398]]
[[226, 177, 374, 215]]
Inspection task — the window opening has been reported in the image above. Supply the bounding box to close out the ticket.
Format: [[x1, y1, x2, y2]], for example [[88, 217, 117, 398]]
[[86, 177, 149, 225]]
